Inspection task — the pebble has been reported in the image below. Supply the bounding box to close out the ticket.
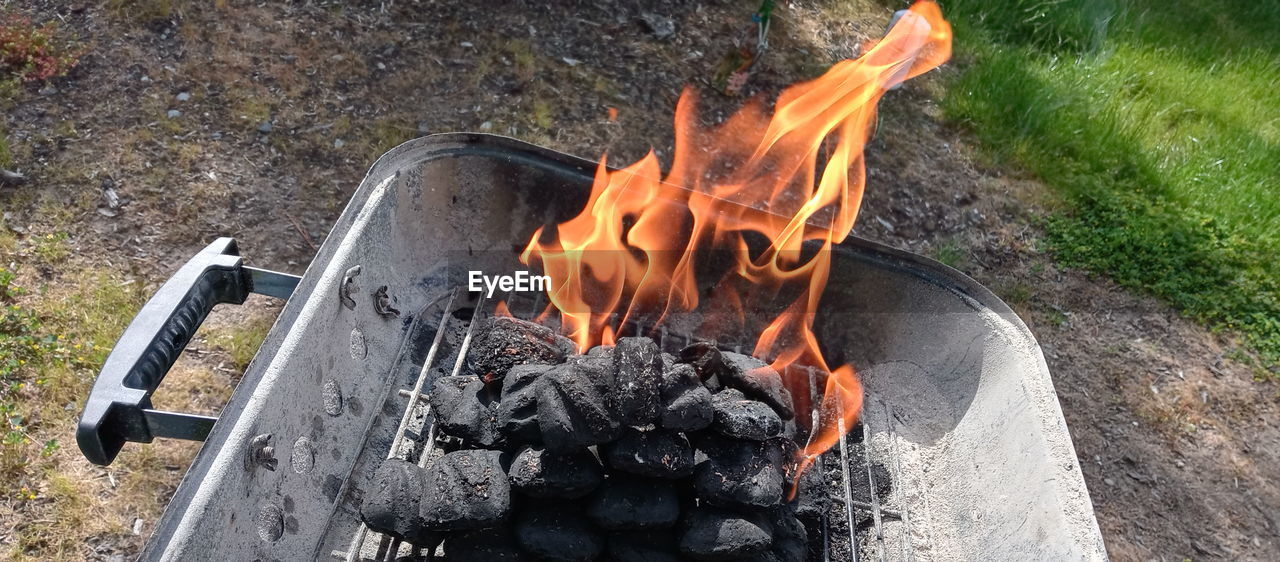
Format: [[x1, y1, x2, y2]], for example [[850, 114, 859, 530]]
[[166, 109, 181, 118], [258, 121, 273, 133], [176, 92, 190, 101]]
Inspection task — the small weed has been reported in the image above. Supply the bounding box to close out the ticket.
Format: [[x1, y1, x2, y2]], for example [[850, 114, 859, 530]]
[[932, 239, 965, 269], [999, 282, 1033, 306], [0, 14, 84, 82], [0, 129, 11, 169], [531, 98, 553, 131], [105, 0, 175, 25], [30, 232, 69, 264], [362, 118, 414, 161], [1046, 308, 1069, 327]]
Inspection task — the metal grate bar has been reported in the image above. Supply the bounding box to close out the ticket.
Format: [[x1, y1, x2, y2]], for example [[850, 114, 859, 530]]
[[806, 366, 832, 562], [836, 399, 860, 562], [337, 292, 459, 561], [862, 420, 886, 562]]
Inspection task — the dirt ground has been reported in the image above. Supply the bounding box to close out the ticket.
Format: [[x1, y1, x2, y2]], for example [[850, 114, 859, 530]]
[[1, 1, 1276, 560]]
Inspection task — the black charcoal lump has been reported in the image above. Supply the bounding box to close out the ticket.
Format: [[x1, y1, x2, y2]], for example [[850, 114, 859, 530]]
[[420, 449, 511, 531], [679, 507, 774, 560], [587, 477, 681, 530], [603, 428, 694, 478], [693, 435, 785, 509], [430, 375, 502, 447], [497, 364, 553, 443], [710, 388, 783, 441], [508, 446, 603, 499], [515, 503, 605, 561], [359, 459, 441, 547], [761, 505, 808, 562], [466, 316, 576, 381], [439, 527, 530, 561], [719, 351, 795, 420], [612, 337, 663, 425], [678, 341, 727, 391], [607, 531, 681, 562], [659, 363, 713, 432], [537, 363, 622, 451]]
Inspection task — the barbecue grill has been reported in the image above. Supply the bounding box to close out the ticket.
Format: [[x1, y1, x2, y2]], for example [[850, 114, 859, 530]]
[[77, 134, 1107, 561]]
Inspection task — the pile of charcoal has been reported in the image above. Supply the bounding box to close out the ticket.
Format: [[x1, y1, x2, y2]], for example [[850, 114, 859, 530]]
[[360, 316, 828, 561]]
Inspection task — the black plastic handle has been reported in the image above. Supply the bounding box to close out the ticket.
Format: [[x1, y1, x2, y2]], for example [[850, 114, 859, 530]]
[[77, 238, 254, 466]]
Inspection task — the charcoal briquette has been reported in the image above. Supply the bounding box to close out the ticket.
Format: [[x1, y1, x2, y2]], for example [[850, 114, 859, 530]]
[[439, 527, 530, 561], [497, 364, 553, 443], [419, 449, 511, 531], [515, 503, 605, 561], [537, 362, 622, 452], [358, 459, 443, 547], [717, 352, 795, 420], [567, 348, 617, 394], [466, 316, 576, 381], [679, 507, 774, 560], [612, 337, 663, 425], [602, 428, 694, 479], [710, 388, 783, 441], [759, 505, 807, 562], [508, 446, 603, 499], [678, 341, 727, 392], [607, 531, 681, 562], [658, 362, 713, 432], [693, 435, 785, 509], [430, 375, 502, 447], [586, 477, 681, 530]]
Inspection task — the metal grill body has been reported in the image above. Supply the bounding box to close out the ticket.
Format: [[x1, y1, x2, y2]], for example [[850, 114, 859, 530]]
[[129, 134, 1105, 561]]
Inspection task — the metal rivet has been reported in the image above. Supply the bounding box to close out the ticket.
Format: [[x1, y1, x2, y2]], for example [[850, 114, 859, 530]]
[[291, 436, 315, 474], [350, 327, 367, 360], [322, 379, 343, 416], [256, 503, 284, 542]]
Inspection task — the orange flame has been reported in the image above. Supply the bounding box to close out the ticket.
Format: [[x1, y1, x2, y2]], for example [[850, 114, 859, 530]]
[[522, 1, 950, 478], [493, 300, 513, 318]]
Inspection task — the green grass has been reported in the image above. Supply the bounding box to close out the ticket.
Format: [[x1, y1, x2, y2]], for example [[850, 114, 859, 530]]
[[941, 0, 1280, 373]]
